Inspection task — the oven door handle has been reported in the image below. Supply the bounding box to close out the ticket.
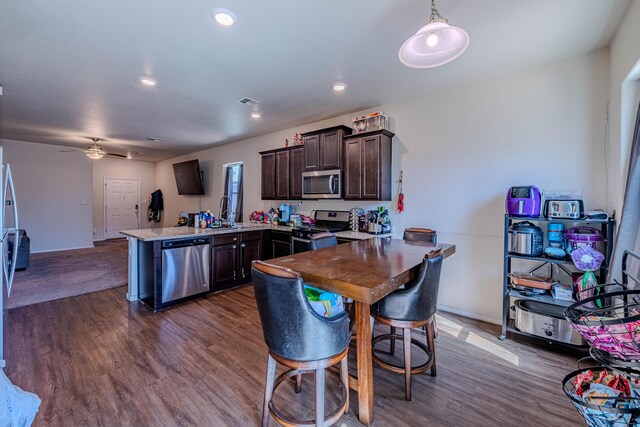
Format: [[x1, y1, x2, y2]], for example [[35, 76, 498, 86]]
[[292, 236, 311, 244]]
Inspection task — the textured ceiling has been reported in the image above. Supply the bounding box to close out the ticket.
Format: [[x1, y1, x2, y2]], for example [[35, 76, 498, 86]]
[[0, 0, 630, 161]]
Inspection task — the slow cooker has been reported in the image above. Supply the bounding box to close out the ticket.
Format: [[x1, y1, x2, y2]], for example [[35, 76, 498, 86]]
[[508, 221, 543, 257]]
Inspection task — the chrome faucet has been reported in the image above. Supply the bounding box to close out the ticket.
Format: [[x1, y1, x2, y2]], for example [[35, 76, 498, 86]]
[[218, 196, 233, 227]]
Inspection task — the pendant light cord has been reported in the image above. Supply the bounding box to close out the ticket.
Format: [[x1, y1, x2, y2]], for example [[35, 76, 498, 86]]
[[429, 0, 447, 24]]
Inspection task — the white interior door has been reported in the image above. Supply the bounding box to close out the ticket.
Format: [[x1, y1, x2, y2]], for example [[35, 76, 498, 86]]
[[105, 178, 140, 239]]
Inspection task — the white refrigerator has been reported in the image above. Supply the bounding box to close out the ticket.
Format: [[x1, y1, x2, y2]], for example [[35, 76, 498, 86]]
[[0, 146, 19, 367]]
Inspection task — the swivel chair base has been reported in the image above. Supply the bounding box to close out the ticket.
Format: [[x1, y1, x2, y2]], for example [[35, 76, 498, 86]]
[[371, 316, 436, 401], [262, 347, 349, 427]]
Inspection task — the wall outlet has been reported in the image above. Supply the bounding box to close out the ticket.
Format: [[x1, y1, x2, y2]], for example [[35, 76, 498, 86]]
[[80, 200, 88, 206]]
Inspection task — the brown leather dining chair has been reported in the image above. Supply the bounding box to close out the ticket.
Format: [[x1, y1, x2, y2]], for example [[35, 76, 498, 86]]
[[403, 227, 437, 243], [371, 248, 444, 401], [309, 232, 338, 250], [252, 260, 351, 427], [310, 232, 356, 332]]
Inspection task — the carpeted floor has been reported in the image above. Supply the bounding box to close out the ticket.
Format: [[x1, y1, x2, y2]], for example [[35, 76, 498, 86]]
[[7, 239, 128, 309]]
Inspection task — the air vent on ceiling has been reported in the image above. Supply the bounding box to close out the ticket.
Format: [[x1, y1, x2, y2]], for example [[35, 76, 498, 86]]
[[236, 97, 260, 105]]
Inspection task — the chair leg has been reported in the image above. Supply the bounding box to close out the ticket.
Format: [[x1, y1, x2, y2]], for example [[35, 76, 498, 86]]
[[315, 369, 325, 427], [340, 355, 349, 414], [262, 354, 276, 427], [390, 326, 396, 355], [426, 322, 437, 377], [295, 374, 302, 394], [403, 328, 412, 401]]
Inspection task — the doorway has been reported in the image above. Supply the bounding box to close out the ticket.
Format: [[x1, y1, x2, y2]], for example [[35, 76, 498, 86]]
[[104, 178, 140, 239]]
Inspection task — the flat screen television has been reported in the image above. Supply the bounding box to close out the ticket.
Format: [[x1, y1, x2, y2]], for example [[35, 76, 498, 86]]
[[173, 159, 205, 195]]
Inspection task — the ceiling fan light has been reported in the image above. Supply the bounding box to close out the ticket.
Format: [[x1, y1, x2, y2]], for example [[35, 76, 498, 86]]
[[86, 143, 105, 160], [399, 4, 469, 68]]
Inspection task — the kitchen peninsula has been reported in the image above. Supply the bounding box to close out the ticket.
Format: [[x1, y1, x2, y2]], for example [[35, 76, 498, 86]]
[[120, 223, 391, 310]]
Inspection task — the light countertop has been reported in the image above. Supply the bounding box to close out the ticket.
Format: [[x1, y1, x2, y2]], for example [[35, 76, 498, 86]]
[[120, 223, 392, 242], [120, 222, 294, 242], [335, 231, 393, 240]]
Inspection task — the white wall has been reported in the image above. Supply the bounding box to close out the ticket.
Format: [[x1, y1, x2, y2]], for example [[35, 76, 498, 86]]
[[92, 157, 157, 241], [608, 0, 640, 215], [0, 139, 94, 252], [606, 0, 640, 280], [156, 50, 609, 323]]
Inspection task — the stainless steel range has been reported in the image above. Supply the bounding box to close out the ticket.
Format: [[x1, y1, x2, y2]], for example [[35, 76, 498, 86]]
[[291, 210, 351, 254]]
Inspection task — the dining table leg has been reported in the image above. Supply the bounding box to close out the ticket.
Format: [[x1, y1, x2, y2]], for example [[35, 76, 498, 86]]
[[355, 301, 374, 426]]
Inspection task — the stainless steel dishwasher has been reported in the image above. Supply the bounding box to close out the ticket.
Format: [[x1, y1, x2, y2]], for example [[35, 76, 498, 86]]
[[161, 237, 211, 304]]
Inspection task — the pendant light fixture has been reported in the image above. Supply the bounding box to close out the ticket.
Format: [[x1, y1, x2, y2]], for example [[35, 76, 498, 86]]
[[399, 0, 469, 69], [86, 138, 106, 160]]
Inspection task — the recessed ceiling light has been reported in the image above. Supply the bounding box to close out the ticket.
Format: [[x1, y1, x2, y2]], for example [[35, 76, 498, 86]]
[[140, 77, 157, 87], [213, 9, 236, 27], [332, 82, 347, 92], [251, 112, 261, 119], [147, 137, 164, 142], [126, 154, 132, 159]]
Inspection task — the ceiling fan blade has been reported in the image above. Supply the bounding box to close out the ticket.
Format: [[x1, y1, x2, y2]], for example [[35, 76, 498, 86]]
[[106, 152, 128, 158]]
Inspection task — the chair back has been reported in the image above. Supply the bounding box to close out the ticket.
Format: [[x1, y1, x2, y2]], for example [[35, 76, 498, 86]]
[[403, 228, 437, 244], [251, 261, 350, 361], [375, 249, 444, 321], [310, 232, 337, 250]]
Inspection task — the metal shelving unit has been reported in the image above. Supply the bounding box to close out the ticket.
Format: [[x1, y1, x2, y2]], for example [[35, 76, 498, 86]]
[[499, 214, 615, 344]]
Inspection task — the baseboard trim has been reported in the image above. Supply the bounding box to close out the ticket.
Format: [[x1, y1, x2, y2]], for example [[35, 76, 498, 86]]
[[32, 244, 95, 254], [437, 303, 501, 326]]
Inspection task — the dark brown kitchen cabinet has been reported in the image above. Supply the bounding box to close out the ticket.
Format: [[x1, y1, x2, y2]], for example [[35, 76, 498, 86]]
[[261, 153, 276, 200], [260, 146, 304, 200], [343, 129, 394, 201], [275, 150, 290, 199], [212, 242, 238, 287], [320, 129, 343, 170], [239, 232, 262, 280], [344, 137, 362, 199], [264, 230, 292, 259], [303, 134, 320, 171], [301, 125, 352, 171], [289, 147, 304, 199], [212, 231, 263, 289]]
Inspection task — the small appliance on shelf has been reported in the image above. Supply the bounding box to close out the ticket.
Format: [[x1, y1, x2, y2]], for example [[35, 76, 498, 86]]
[[542, 189, 584, 219], [505, 186, 541, 217]]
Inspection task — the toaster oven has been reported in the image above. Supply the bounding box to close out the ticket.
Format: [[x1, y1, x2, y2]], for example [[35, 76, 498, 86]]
[[544, 199, 584, 219]]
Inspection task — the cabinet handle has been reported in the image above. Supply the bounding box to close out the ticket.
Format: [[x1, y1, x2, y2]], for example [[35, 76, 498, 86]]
[[241, 267, 246, 278], [233, 237, 237, 241], [233, 245, 237, 249], [241, 243, 246, 248]]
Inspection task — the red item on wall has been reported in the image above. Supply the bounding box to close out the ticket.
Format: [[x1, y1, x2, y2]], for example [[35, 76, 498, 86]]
[[397, 171, 404, 213]]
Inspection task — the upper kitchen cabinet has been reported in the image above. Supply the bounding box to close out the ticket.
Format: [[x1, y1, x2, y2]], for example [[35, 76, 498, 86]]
[[261, 152, 276, 199], [344, 129, 394, 201], [260, 146, 304, 200], [301, 125, 352, 171], [289, 146, 304, 199], [275, 150, 290, 199]]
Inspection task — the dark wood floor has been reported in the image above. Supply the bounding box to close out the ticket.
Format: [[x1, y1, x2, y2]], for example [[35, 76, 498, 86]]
[[5, 285, 584, 426]]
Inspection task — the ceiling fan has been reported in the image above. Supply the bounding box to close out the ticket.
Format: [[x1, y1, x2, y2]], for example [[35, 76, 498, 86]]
[[58, 137, 130, 160]]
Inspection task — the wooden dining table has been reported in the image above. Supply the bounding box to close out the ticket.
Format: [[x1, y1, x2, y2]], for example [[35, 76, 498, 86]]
[[267, 237, 456, 426]]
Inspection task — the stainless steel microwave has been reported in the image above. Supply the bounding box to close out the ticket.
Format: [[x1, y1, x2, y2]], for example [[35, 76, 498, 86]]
[[302, 170, 341, 199]]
